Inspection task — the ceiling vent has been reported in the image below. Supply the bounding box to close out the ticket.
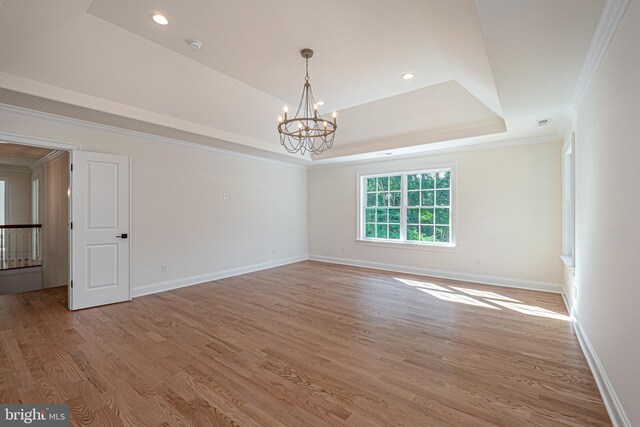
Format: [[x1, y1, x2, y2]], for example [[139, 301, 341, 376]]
[[536, 118, 551, 127]]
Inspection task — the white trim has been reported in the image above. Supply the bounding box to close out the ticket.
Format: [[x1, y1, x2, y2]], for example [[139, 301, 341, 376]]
[[32, 150, 67, 170], [0, 130, 80, 150], [561, 132, 576, 270], [560, 291, 573, 317], [308, 255, 565, 294], [0, 104, 308, 169], [569, 0, 631, 113], [558, 293, 627, 427], [68, 151, 74, 310], [310, 135, 561, 169], [560, 255, 575, 270], [357, 166, 456, 246], [128, 156, 133, 302], [355, 239, 456, 252], [0, 176, 10, 224], [132, 255, 308, 298], [571, 315, 631, 427]]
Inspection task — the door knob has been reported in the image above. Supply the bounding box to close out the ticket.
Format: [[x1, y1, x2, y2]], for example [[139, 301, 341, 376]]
[[116, 233, 128, 239]]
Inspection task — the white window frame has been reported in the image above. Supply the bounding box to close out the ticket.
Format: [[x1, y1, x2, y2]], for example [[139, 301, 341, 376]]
[[357, 166, 456, 248], [561, 133, 575, 270], [32, 178, 39, 223], [0, 177, 9, 225]]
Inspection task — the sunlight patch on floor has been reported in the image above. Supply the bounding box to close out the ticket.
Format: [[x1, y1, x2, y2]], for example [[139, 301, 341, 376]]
[[394, 277, 570, 321], [394, 278, 451, 292], [450, 286, 521, 302], [490, 300, 571, 321], [419, 289, 500, 309]]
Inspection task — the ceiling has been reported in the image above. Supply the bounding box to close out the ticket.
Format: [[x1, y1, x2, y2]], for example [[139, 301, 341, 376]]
[[0, 143, 54, 168], [0, 0, 605, 163]]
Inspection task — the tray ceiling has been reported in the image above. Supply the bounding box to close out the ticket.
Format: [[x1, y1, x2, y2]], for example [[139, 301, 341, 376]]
[[0, 0, 605, 163]]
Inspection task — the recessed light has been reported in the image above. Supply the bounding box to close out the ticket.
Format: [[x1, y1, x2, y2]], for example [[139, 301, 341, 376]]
[[402, 73, 415, 80], [316, 100, 325, 106], [151, 13, 169, 26]]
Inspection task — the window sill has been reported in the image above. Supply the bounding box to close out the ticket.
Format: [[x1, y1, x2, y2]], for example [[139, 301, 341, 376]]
[[356, 239, 457, 252]]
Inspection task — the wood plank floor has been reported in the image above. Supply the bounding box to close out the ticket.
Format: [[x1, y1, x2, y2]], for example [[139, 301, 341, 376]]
[[0, 261, 610, 426]]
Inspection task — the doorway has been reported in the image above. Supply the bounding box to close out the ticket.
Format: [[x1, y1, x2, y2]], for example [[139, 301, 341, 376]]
[[0, 138, 131, 310]]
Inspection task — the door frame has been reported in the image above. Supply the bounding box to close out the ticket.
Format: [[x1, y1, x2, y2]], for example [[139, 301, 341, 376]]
[[0, 131, 133, 310]]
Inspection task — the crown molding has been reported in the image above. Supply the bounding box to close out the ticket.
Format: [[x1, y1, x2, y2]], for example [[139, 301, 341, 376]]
[[0, 103, 309, 169], [32, 149, 67, 171], [309, 135, 561, 169], [0, 129, 80, 151], [569, 0, 630, 116]]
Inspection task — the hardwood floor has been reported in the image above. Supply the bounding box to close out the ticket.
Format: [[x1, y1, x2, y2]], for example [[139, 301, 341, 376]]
[[0, 261, 610, 426]]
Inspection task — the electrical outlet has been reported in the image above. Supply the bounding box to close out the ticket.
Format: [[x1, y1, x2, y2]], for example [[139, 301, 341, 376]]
[[161, 264, 168, 273], [474, 259, 480, 265], [341, 247, 345, 254], [223, 193, 233, 201], [272, 249, 276, 255]]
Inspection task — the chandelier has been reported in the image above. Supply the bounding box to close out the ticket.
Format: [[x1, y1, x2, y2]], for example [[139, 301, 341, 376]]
[[278, 48, 337, 155]]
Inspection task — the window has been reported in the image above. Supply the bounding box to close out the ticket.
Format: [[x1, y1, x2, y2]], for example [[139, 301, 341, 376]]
[[561, 134, 575, 268], [0, 178, 7, 225], [360, 168, 454, 245], [32, 178, 39, 223]]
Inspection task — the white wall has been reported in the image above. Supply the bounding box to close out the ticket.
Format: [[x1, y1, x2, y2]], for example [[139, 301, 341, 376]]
[[309, 141, 563, 287], [32, 153, 69, 289], [567, 0, 640, 424], [0, 112, 308, 293], [0, 166, 32, 223]]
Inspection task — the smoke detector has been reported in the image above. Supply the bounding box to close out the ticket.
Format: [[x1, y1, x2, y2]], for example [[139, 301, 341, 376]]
[[187, 39, 203, 50]]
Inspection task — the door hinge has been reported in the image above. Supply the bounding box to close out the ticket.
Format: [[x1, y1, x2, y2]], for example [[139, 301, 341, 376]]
[[70, 163, 73, 172], [70, 222, 73, 230], [70, 280, 73, 288]]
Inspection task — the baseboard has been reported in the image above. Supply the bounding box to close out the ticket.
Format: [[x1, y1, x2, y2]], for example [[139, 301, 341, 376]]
[[560, 291, 573, 318], [308, 254, 565, 294], [132, 255, 307, 298], [561, 290, 629, 426], [570, 315, 631, 427]]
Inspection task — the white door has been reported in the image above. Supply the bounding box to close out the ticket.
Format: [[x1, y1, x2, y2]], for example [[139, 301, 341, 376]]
[[70, 151, 131, 310]]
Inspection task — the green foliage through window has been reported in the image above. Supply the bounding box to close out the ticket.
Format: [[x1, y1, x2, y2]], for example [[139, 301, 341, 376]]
[[363, 170, 452, 244], [364, 175, 402, 240]]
